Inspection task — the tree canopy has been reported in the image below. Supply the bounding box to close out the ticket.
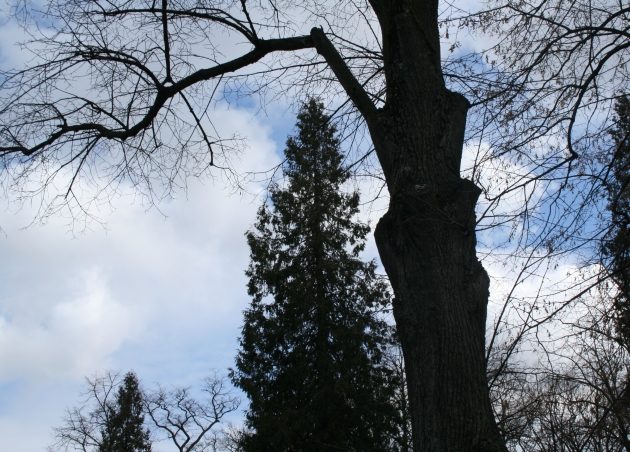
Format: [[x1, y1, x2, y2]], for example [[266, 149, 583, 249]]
[[604, 95, 630, 346], [51, 371, 239, 452]]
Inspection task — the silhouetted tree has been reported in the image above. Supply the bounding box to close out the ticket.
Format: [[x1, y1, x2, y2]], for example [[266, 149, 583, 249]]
[[232, 99, 403, 451], [99, 372, 152, 452], [145, 373, 240, 452], [51, 371, 237, 452]]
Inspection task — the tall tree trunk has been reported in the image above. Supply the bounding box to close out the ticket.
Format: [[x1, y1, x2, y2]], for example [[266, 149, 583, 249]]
[[370, 1, 505, 450], [373, 105, 505, 450], [313, 0, 508, 448]]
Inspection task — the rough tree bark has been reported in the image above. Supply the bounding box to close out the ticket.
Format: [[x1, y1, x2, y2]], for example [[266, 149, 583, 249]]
[[314, 1, 505, 450]]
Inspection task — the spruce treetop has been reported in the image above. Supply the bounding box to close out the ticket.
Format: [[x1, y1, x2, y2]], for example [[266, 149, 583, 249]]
[[99, 372, 152, 452]]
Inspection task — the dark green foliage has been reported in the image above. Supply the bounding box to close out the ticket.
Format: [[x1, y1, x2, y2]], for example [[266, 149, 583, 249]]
[[605, 95, 630, 347], [232, 99, 404, 451], [99, 372, 152, 452]]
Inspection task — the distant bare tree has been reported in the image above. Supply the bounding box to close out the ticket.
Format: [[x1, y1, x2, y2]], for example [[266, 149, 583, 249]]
[[145, 373, 239, 452], [50, 371, 238, 452], [50, 372, 124, 452], [489, 283, 630, 451]]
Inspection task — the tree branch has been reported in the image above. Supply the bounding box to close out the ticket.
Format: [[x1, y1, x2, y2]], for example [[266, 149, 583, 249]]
[[3, 35, 314, 156], [310, 27, 378, 124]]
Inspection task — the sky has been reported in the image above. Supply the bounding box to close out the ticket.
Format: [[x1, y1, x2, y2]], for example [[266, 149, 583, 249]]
[[0, 6, 302, 443], [0, 3, 337, 451]]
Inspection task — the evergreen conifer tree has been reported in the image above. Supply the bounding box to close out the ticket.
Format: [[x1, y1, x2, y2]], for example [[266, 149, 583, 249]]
[[99, 372, 152, 452], [232, 99, 403, 451], [605, 95, 630, 346]]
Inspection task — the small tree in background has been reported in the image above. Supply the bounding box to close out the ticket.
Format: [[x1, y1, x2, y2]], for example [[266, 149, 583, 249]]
[[232, 99, 404, 451], [99, 372, 151, 452], [144, 373, 240, 452], [51, 371, 237, 452], [51, 373, 123, 452]]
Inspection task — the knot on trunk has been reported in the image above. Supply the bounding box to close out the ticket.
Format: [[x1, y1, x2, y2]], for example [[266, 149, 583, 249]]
[[384, 177, 481, 238], [374, 176, 488, 318]]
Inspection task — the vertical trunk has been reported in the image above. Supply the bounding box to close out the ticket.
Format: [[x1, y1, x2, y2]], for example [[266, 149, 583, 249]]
[[371, 94, 505, 452], [369, 2, 506, 450], [312, 1, 508, 449], [374, 134, 503, 451]]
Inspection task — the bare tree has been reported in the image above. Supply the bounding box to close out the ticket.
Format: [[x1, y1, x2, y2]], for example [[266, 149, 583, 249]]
[[468, 0, 628, 156], [50, 372, 138, 452], [491, 289, 630, 451], [145, 374, 239, 452]]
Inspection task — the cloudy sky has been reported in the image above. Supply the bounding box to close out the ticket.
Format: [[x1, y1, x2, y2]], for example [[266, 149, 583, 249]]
[[0, 8, 305, 444], [0, 3, 369, 451]]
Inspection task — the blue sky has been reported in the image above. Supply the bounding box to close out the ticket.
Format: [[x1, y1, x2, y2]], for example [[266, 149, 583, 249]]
[[0, 96, 389, 450], [0, 131, 281, 449]]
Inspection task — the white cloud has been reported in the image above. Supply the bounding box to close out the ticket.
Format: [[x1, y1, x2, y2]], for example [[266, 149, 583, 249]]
[[0, 268, 137, 381]]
